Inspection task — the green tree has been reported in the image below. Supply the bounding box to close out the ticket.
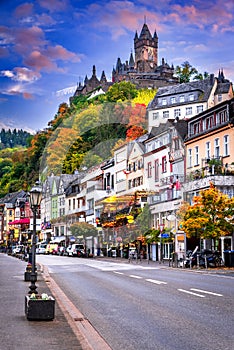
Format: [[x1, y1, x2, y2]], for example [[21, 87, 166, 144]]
[[175, 61, 198, 83], [70, 222, 98, 239], [181, 183, 234, 240], [106, 81, 138, 102]]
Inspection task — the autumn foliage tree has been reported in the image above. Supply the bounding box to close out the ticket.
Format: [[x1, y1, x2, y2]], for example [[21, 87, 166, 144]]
[[181, 183, 234, 240]]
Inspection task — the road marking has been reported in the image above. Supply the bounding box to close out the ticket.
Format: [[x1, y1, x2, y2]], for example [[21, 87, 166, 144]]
[[146, 278, 167, 285], [178, 289, 205, 297], [129, 274, 143, 279], [113, 271, 124, 275], [190, 288, 223, 297]]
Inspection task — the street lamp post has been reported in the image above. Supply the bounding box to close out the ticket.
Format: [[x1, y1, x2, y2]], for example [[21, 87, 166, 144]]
[[28, 183, 42, 295], [159, 223, 165, 264]]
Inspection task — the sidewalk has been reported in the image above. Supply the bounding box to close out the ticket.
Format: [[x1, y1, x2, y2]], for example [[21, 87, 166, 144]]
[[0, 253, 82, 350]]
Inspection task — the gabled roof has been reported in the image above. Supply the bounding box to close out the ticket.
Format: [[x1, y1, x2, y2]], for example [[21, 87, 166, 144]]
[[146, 119, 187, 141]]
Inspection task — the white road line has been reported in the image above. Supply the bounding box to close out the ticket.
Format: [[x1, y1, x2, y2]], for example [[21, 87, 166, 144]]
[[178, 289, 205, 297], [146, 279, 167, 285], [129, 274, 143, 279], [190, 288, 223, 297], [113, 271, 124, 275]]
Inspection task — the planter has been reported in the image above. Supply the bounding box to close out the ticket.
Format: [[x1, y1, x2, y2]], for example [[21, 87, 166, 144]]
[[25, 295, 55, 321]]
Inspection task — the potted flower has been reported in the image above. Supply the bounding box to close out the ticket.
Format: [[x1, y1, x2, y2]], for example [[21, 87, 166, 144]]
[[25, 293, 55, 321]]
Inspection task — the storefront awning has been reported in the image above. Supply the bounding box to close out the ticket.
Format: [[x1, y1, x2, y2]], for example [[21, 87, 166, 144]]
[[9, 218, 30, 225]]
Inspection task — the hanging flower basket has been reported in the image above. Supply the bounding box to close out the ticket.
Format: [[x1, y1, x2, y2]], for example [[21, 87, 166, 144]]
[[25, 294, 55, 321]]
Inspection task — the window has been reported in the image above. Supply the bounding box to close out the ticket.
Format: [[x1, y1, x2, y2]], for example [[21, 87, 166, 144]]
[[214, 138, 220, 158], [223, 135, 229, 156], [174, 109, 181, 118], [188, 149, 192, 168], [189, 94, 194, 101], [205, 142, 211, 160], [186, 107, 192, 115], [174, 138, 180, 150], [73, 198, 75, 209], [162, 156, 167, 173], [170, 97, 176, 104], [204, 116, 213, 130], [154, 159, 159, 181], [147, 162, 152, 178], [153, 112, 159, 120], [163, 110, 169, 118], [194, 146, 199, 166], [193, 121, 201, 135], [162, 98, 167, 106], [196, 105, 203, 114], [218, 94, 222, 102], [179, 95, 185, 103]]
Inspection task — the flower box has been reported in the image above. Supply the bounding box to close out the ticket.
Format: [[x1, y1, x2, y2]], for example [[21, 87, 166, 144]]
[[25, 295, 55, 321]]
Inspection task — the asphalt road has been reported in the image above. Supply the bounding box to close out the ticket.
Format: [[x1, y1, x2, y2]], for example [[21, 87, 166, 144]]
[[37, 255, 234, 350]]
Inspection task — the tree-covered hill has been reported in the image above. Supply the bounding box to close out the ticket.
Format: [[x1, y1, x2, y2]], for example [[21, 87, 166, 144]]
[[0, 82, 157, 197]]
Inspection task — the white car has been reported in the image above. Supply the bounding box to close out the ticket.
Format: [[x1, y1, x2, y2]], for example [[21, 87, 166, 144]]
[[36, 243, 47, 254]]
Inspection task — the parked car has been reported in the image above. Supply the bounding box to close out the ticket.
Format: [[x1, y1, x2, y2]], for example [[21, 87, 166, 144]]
[[12, 245, 24, 255], [66, 244, 86, 257], [36, 243, 47, 254], [45, 243, 60, 255]]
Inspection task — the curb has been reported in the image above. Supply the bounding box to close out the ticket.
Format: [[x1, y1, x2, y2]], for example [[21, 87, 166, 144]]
[[39, 263, 112, 350]]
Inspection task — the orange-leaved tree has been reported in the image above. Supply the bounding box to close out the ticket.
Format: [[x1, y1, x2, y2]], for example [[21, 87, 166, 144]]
[[181, 183, 234, 240]]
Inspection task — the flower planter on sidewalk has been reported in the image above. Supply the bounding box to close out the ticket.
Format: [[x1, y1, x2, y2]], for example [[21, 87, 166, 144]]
[[25, 295, 55, 321]]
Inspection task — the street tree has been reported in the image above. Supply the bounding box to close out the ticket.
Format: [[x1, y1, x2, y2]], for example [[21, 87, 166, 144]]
[[181, 183, 234, 241], [70, 221, 98, 239]]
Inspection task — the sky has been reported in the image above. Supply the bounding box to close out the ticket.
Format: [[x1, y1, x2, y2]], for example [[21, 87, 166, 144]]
[[0, 0, 234, 133]]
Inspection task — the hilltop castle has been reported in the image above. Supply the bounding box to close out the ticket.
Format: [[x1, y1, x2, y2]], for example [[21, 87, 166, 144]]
[[72, 22, 178, 99]]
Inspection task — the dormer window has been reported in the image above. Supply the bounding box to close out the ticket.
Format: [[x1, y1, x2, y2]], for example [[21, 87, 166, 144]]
[[162, 98, 167, 106], [170, 97, 176, 104], [179, 95, 185, 103], [189, 94, 194, 101]]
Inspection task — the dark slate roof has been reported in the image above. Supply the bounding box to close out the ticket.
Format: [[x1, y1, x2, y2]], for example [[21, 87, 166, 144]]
[[139, 23, 152, 40], [146, 119, 188, 141], [0, 190, 27, 205]]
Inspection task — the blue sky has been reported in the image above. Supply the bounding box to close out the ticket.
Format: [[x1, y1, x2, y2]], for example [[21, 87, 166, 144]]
[[0, 0, 233, 133]]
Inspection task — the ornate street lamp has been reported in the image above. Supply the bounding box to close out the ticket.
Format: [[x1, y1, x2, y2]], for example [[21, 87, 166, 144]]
[[28, 183, 42, 295]]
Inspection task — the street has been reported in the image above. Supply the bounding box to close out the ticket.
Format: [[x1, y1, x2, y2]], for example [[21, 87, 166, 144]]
[[37, 255, 234, 350]]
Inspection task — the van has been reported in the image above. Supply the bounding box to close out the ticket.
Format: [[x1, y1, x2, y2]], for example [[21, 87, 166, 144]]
[[66, 244, 85, 257], [45, 242, 59, 255]]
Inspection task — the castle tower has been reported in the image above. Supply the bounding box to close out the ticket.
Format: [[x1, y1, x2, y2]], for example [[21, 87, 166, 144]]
[[134, 23, 158, 73]]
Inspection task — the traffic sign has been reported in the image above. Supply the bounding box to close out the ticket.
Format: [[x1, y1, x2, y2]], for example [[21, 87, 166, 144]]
[[161, 233, 170, 238]]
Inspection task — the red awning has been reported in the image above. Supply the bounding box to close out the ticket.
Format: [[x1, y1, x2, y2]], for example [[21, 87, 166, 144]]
[[9, 218, 30, 225]]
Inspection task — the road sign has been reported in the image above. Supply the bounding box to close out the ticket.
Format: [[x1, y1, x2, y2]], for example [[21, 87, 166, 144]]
[[161, 233, 170, 238]]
